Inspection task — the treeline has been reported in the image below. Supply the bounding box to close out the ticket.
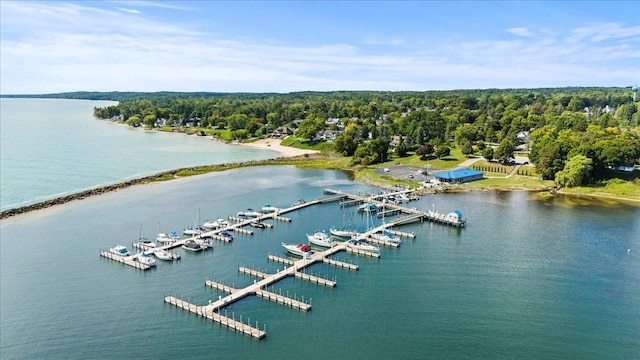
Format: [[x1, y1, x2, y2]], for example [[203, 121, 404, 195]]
[[88, 88, 639, 186]]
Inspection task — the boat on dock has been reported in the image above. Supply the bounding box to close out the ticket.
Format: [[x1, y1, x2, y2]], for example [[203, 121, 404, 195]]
[[307, 231, 337, 247], [261, 203, 279, 213], [238, 208, 261, 218], [250, 221, 266, 228], [194, 236, 213, 249], [109, 245, 130, 257], [182, 239, 204, 252], [136, 238, 157, 248], [136, 252, 156, 266], [358, 203, 378, 213], [202, 218, 230, 229], [218, 230, 234, 241], [157, 231, 180, 244], [292, 199, 306, 206], [153, 249, 175, 261], [183, 225, 207, 236], [329, 226, 358, 238], [282, 242, 313, 257], [347, 238, 380, 253], [371, 230, 402, 244]]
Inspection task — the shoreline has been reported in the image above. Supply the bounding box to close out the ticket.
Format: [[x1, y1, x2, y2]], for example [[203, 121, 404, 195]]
[[2, 147, 638, 219]]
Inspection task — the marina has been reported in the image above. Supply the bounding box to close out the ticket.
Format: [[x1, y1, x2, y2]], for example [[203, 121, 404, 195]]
[[159, 188, 453, 338]]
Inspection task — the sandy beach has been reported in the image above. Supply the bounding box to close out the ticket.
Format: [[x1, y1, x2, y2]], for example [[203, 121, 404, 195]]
[[236, 138, 319, 157]]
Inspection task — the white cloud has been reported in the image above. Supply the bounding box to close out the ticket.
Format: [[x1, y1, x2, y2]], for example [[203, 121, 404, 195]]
[[507, 27, 534, 37], [1, 1, 638, 94], [116, 7, 141, 14]]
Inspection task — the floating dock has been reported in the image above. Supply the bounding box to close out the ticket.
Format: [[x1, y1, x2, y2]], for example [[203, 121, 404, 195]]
[[127, 187, 467, 339]]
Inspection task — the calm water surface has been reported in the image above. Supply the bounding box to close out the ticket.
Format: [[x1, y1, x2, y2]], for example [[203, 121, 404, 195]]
[[0, 98, 279, 211], [1, 166, 638, 359]]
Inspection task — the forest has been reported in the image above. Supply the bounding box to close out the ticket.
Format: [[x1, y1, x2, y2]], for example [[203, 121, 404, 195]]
[[88, 88, 640, 187]]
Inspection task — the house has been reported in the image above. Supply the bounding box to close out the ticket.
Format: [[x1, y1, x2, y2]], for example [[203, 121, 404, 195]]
[[434, 168, 484, 183], [516, 131, 529, 143], [271, 126, 294, 138], [155, 118, 167, 127]]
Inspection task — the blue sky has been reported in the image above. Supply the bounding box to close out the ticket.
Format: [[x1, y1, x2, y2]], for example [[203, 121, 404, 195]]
[[1, 1, 638, 94]]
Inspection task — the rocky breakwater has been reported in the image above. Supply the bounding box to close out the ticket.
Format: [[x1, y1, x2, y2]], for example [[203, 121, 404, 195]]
[[0, 169, 181, 220]]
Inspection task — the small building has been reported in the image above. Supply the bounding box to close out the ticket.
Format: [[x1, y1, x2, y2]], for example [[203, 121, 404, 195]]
[[434, 168, 484, 183]]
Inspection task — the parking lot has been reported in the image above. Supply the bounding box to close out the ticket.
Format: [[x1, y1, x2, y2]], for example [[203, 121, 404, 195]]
[[375, 165, 431, 182]]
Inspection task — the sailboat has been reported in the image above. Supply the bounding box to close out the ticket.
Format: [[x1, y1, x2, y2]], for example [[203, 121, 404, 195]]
[[135, 224, 157, 248], [183, 209, 206, 236], [330, 207, 359, 238], [373, 202, 401, 244]]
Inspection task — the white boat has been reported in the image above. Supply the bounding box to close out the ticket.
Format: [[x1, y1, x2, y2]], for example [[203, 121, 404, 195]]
[[194, 236, 212, 249], [183, 225, 207, 236], [306, 231, 336, 247], [202, 218, 230, 229], [136, 238, 157, 248], [329, 226, 358, 238], [181, 239, 203, 252], [261, 203, 279, 213], [218, 230, 234, 241], [371, 230, 402, 244], [109, 245, 130, 257], [136, 252, 156, 266], [282, 242, 313, 257], [250, 221, 266, 228], [153, 249, 174, 261], [238, 208, 261, 217], [347, 238, 380, 253], [157, 231, 180, 244]]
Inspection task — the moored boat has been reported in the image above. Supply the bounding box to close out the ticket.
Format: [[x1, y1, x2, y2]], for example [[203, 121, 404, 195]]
[[261, 203, 279, 213], [194, 236, 213, 249], [183, 225, 207, 236], [282, 242, 313, 257], [347, 238, 380, 252], [202, 218, 230, 229], [181, 239, 204, 252], [136, 238, 157, 248], [250, 221, 266, 228], [306, 231, 336, 247], [329, 226, 358, 238], [218, 230, 234, 241], [157, 231, 180, 244], [371, 230, 402, 244], [238, 208, 261, 218], [109, 245, 130, 257], [153, 249, 175, 261], [358, 203, 378, 213], [136, 252, 156, 266]]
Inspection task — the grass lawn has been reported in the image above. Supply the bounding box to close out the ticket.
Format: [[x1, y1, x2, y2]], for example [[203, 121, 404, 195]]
[[470, 176, 555, 190]]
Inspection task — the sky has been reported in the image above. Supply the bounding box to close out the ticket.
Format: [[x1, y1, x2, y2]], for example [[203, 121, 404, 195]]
[[1, 1, 639, 94]]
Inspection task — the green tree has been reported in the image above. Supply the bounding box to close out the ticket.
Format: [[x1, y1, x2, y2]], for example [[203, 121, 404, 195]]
[[434, 145, 451, 159], [296, 116, 325, 141], [394, 136, 409, 157], [482, 147, 494, 161], [555, 155, 592, 187], [494, 138, 515, 163], [334, 132, 358, 156], [125, 115, 142, 127], [461, 140, 474, 157], [416, 144, 434, 159]]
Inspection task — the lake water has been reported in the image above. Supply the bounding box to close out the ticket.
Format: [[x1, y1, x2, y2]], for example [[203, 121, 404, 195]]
[[0, 100, 639, 359], [0, 98, 279, 211]]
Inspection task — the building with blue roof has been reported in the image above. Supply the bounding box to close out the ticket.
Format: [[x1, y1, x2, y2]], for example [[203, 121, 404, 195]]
[[434, 168, 484, 183]]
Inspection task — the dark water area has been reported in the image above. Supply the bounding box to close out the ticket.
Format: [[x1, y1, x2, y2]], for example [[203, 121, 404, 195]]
[[1, 166, 639, 359]]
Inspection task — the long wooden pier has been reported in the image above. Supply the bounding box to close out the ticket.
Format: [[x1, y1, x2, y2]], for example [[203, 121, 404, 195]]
[[156, 187, 468, 339]]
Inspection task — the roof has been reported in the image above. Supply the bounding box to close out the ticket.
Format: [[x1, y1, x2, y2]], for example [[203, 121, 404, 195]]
[[434, 168, 484, 180]]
